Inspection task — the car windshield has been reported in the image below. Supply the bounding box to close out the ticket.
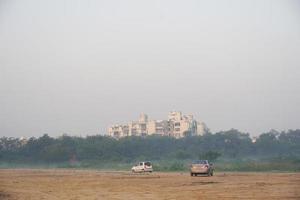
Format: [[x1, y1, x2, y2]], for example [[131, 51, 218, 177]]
[[192, 160, 208, 164], [145, 162, 152, 166]]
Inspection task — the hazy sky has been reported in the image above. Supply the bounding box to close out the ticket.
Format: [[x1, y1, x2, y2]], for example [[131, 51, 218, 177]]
[[1, 0, 300, 137]]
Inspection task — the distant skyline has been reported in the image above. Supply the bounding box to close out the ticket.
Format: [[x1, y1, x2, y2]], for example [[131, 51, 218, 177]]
[[1, 0, 300, 137]]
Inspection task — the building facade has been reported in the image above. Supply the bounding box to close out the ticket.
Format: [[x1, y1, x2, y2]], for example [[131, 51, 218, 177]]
[[108, 111, 208, 139]]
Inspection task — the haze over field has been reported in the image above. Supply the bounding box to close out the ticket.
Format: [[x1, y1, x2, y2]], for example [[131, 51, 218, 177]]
[[0, 0, 300, 137]]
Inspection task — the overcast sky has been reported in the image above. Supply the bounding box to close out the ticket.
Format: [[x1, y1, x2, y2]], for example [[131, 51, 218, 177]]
[[0, 0, 300, 138]]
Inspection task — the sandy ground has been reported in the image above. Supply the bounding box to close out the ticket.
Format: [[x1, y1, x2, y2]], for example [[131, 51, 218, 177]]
[[0, 169, 299, 200]]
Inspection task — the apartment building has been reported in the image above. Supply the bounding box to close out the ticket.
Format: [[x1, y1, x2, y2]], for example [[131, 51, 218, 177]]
[[168, 111, 196, 138], [107, 111, 208, 138], [147, 120, 169, 136], [108, 124, 129, 138]]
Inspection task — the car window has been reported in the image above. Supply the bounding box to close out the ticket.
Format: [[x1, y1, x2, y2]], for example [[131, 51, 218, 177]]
[[139, 162, 143, 166], [192, 160, 208, 164], [145, 162, 151, 166]]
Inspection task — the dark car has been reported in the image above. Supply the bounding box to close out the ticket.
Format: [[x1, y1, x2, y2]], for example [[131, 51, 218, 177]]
[[190, 160, 214, 176]]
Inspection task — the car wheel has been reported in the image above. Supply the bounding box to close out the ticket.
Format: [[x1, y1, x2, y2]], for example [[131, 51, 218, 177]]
[[190, 173, 193, 176]]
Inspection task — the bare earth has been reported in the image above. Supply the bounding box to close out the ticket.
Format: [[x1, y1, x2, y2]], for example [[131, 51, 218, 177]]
[[0, 169, 299, 200]]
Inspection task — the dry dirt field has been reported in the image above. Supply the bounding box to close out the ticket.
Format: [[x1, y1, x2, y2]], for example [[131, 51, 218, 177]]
[[0, 169, 299, 200]]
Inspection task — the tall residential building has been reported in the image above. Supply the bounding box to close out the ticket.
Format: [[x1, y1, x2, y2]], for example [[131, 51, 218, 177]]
[[147, 120, 169, 136], [108, 124, 129, 138], [107, 111, 208, 138], [168, 111, 198, 138], [127, 113, 148, 136]]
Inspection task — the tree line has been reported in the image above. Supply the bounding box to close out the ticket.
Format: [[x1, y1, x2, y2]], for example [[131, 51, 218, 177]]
[[1, 129, 299, 165]]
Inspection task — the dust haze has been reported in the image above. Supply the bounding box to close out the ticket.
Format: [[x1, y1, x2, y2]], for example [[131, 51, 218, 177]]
[[1, 0, 300, 137]]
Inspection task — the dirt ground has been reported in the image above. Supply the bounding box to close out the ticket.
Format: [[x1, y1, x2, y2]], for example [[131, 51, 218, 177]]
[[0, 169, 299, 200]]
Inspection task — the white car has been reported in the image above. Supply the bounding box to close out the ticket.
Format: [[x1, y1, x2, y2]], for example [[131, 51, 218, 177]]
[[131, 161, 153, 173]]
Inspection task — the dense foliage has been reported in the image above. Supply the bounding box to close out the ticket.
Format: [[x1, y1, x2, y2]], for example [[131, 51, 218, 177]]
[[1, 129, 300, 171]]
